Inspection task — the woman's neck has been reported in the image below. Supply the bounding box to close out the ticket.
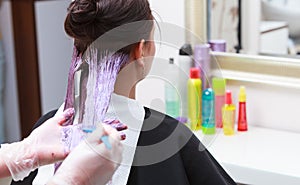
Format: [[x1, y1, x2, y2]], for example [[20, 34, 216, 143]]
[[114, 59, 143, 100], [114, 65, 138, 100], [114, 84, 136, 99]]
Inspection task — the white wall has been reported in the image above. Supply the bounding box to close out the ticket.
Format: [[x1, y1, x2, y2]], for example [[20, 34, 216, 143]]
[[0, 1, 21, 142], [137, 0, 185, 111], [149, 0, 184, 27], [227, 80, 300, 133], [35, 0, 73, 114], [148, 0, 185, 62]]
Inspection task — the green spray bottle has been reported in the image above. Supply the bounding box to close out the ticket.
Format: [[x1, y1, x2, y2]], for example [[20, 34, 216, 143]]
[[188, 68, 202, 130], [202, 88, 216, 134]]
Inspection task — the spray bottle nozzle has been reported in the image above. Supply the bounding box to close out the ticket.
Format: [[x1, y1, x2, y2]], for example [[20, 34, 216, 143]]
[[190, 68, 200, 79], [225, 90, 233, 104]]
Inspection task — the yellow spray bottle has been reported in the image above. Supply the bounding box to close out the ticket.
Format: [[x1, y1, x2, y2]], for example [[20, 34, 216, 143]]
[[188, 68, 202, 130], [222, 90, 236, 135]]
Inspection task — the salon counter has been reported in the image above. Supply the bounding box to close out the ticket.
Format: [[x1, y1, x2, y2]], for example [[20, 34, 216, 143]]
[[194, 126, 300, 185]]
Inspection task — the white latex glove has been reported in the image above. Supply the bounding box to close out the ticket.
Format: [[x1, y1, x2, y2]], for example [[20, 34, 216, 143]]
[[0, 108, 75, 181], [48, 124, 123, 185]]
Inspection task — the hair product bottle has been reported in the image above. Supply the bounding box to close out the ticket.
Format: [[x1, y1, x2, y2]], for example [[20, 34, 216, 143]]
[[202, 88, 216, 134], [238, 86, 248, 131], [209, 40, 227, 52], [222, 90, 235, 136], [194, 44, 210, 90], [212, 78, 226, 128], [165, 58, 180, 118], [188, 68, 202, 130], [178, 44, 193, 123]]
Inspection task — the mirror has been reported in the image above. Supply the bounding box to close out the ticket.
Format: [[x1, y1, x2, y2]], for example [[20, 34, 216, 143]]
[[210, 0, 300, 58]]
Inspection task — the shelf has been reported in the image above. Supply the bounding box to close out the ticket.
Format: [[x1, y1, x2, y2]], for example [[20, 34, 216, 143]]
[[194, 126, 300, 185], [260, 21, 288, 34]]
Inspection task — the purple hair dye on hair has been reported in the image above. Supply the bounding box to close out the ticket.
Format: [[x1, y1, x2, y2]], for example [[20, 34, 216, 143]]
[[63, 46, 129, 130], [56, 48, 129, 172], [79, 47, 129, 132], [63, 47, 82, 125], [55, 123, 85, 172], [56, 0, 154, 173]]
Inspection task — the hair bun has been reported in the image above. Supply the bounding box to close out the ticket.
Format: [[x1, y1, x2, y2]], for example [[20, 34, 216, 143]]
[[65, 0, 100, 40], [64, 0, 153, 54]]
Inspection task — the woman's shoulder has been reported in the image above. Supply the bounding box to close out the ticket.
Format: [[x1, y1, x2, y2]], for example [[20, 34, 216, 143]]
[[137, 108, 236, 184], [143, 107, 187, 128], [140, 107, 194, 147]]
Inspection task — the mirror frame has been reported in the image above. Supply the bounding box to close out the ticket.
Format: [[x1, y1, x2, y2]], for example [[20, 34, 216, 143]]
[[211, 52, 300, 89]]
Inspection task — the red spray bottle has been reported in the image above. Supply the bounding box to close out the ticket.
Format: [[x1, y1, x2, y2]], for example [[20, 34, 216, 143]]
[[238, 86, 248, 131]]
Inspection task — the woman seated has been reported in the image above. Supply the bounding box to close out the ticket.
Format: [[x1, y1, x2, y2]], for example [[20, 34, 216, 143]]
[[12, 0, 236, 184]]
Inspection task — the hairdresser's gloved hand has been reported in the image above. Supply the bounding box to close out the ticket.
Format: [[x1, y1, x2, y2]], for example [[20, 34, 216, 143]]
[[49, 124, 123, 185], [103, 119, 127, 140], [60, 118, 127, 152], [53, 116, 127, 172], [0, 108, 75, 181]]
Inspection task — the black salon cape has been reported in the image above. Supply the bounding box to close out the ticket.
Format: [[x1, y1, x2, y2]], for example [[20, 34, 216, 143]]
[[11, 107, 236, 185]]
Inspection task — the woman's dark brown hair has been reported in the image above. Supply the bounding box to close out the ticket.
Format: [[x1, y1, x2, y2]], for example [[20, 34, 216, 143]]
[[64, 0, 154, 54]]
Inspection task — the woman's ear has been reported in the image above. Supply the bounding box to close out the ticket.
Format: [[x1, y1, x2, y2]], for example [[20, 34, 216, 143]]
[[134, 39, 145, 67]]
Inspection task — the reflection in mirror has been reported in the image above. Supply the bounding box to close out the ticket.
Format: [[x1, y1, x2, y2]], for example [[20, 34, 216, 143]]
[[210, 0, 240, 53], [261, 0, 300, 56], [210, 0, 300, 58]]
